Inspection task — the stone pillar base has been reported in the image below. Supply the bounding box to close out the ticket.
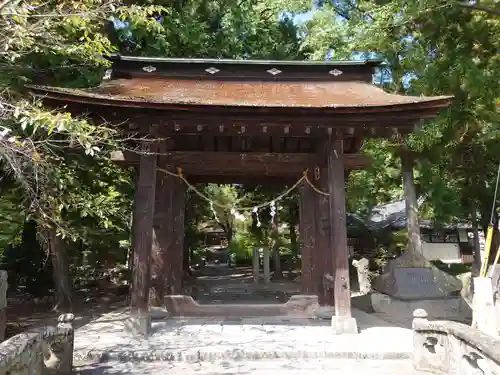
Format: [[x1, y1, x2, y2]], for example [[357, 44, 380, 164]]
[[370, 292, 472, 322], [331, 315, 358, 335], [314, 306, 334, 320], [0, 308, 5, 342], [125, 311, 151, 336], [150, 306, 169, 320]]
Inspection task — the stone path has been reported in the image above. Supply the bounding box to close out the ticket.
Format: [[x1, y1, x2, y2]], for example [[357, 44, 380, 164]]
[[189, 266, 301, 304], [76, 358, 432, 375], [73, 308, 413, 362]]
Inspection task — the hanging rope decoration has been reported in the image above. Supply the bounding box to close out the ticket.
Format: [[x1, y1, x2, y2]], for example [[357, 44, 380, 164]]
[[252, 207, 262, 227], [303, 170, 329, 196], [156, 167, 330, 222], [314, 166, 321, 180], [270, 200, 276, 220]]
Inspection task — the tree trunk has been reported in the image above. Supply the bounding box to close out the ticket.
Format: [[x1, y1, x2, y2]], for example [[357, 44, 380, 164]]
[[271, 205, 283, 280], [272, 247, 282, 278], [48, 229, 73, 312], [263, 246, 271, 283], [289, 223, 298, 255], [471, 208, 482, 275], [490, 213, 500, 267], [401, 150, 423, 254], [183, 242, 192, 277], [226, 225, 233, 244]]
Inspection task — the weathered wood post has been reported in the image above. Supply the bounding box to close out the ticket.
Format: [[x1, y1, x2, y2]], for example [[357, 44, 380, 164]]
[[168, 176, 186, 294], [263, 247, 271, 284], [127, 140, 157, 336], [150, 163, 173, 306], [316, 167, 333, 305], [271, 202, 282, 280], [299, 176, 316, 294], [327, 134, 358, 334], [252, 248, 260, 284]]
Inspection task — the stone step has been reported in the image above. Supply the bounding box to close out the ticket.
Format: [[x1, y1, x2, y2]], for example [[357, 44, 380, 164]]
[[73, 309, 414, 364], [163, 294, 318, 317], [75, 359, 433, 375]]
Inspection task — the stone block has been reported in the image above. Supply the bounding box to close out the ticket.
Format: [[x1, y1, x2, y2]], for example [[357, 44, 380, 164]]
[[0, 271, 7, 310], [352, 258, 370, 294], [283, 295, 319, 314], [372, 250, 462, 300], [314, 306, 334, 320], [489, 265, 500, 335], [473, 276, 497, 337], [150, 306, 170, 320], [164, 294, 319, 318], [125, 311, 152, 337], [371, 292, 472, 322], [331, 315, 358, 335]]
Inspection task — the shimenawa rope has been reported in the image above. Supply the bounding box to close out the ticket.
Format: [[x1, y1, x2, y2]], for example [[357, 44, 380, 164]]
[[156, 167, 329, 211]]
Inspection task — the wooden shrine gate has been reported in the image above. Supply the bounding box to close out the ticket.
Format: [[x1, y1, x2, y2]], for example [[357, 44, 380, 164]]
[[29, 55, 452, 335]]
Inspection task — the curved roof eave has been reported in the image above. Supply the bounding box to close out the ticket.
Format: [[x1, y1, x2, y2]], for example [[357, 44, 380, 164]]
[[27, 82, 453, 115]]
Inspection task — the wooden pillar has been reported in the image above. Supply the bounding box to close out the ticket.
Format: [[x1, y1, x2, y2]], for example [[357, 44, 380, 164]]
[[167, 177, 186, 294], [299, 177, 316, 294], [271, 202, 282, 280], [252, 248, 260, 284], [316, 167, 333, 305], [327, 135, 358, 334], [263, 246, 271, 284], [150, 167, 173, 306], [401, 150, 423, 254], [128, 140, 157, 336]]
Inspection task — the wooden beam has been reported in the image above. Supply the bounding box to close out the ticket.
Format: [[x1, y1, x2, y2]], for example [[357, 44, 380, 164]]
[[111, 151, 371, 172], [129, 140, 157, 336], [152, 119, 426, 137]]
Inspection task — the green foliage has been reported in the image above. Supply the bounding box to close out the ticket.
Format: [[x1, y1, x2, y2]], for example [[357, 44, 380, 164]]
[[228, 230, 257, 258], [111, 0, 305, 59], [0, 191, 26, 257], [2, 0, 500, 297], [299, 0, 500, 229], [431, 260, 471, 277], [346, 139, 404, 216]]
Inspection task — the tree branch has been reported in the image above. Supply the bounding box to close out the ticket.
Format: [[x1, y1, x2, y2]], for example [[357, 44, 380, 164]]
[[0, 0, 14, 11], [457, 2, 500, 16]]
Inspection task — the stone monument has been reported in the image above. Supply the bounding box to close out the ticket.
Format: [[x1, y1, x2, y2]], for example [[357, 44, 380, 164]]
[[370, 250, 470, 322], [489, 264, 500, 335], [352, 258, 371, 294]]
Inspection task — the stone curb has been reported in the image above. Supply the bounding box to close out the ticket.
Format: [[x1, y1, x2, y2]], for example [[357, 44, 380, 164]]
[[74, 349, 411, 363]]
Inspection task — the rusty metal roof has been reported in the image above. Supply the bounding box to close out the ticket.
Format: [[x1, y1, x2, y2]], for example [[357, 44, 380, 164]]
[[29, 78, 452, 110], [107, 54, 384, 66]]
